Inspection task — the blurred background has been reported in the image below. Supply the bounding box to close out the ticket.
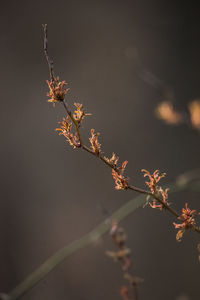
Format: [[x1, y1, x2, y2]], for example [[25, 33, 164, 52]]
[[0, 0, 200, 299]]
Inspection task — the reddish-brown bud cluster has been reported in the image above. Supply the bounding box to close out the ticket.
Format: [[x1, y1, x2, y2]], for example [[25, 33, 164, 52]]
[[142, 169, 169, 210], [89, 129, 101, 155], [112, 161, 129, 190], [173, 203, 197, 242], [46, 77, 70, 105], [142, 169, 165, 193], [56, 117, 81, 148], [149, 188, 169, 210], [104, 152, 119, 167], [73, 103, 91, 124]]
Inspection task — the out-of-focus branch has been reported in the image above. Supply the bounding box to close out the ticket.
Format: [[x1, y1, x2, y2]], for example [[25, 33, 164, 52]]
[[5, 180, 197, 300]]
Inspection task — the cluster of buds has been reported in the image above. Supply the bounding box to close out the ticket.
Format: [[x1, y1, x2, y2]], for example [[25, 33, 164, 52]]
[[142, 169, 169, 209], [55, 102, 91, 148], [89, 129, 101, 155], [149, 187, 169, 210], [56, 117, 81, 148], [73, 103, 91, 125], [104, 152, 119, 168], [173, 203, 198, 242], [106, 221, 143, 300], [112, 161, 129, 190], [142, 169, 165, 194], [46, 77, 70, 106]]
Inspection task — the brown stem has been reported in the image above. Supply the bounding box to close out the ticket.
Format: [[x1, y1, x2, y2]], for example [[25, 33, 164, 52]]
[[42, 24, 55, 82]]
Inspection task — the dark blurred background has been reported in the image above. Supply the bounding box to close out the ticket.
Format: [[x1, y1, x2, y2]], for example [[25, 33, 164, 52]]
[[1, 1, 200, 299]]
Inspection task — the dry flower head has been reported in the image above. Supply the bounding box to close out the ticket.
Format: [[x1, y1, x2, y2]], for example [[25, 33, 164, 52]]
[[112, 161, 129, 190], [104, 152, 119, 167], [173, 203, 197, 242], [56, 117, 81, 148], [46, 77, 70, 106], [89, 129, 101, 155], [142, 169, 169, 210], [73, 103, 91, 124]]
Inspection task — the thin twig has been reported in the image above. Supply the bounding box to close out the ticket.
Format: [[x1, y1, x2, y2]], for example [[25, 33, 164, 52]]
[[42, 24, 55, 82]]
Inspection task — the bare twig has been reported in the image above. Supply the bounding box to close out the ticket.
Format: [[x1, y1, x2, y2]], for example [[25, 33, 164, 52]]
[[42, 24, 55, 82]]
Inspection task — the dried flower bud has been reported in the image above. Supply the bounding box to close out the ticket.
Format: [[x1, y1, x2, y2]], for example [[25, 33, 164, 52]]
[[46, 77, 70, 106], [56, 117, 81, 148], [112, 161, 129, 190], [142, 170, 169, 210], [89, 129, 101, 155], [104, 152, 119, 167], [73, 103, 91, 124], [149, 188, 169, 210], [173, 203, 197, 242], [142, 169, 165, 194]]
